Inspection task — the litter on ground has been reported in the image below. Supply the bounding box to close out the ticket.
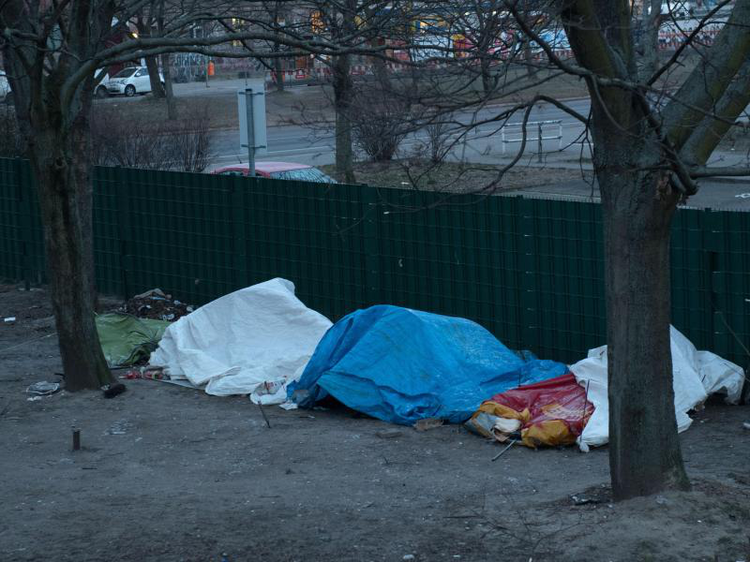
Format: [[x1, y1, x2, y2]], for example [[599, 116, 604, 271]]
[[118, 288, 193, 321], [26, 381, 61, 396]]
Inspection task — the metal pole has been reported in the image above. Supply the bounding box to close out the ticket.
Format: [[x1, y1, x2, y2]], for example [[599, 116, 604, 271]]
[[537, 121, 543, 163], [246, 88, 256, 177]]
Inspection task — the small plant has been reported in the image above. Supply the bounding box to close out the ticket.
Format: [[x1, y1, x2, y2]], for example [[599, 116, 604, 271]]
[[90, 104, 213, 171], [349, 88, 413, 162]]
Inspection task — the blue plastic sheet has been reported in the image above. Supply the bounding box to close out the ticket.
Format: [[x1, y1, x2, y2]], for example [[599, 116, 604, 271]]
[[288, 305, 569, 425]]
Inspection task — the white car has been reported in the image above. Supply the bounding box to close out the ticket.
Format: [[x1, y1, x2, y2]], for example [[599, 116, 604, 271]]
[[104, 66, 164, 97]]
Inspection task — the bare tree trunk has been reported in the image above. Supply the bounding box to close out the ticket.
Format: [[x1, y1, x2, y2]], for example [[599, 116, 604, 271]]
[[598, 159, 690, 501], [29, 127, 113, 391], [160, 52, 177, 120], [273, 55, 285, 91], [371, 40, 390, 86], [145, 55, 165, 98], [333, 52, 355, 183], [522, 41, 535, 78], [136, 19, 165, 98], [480, 59, 494, 96]]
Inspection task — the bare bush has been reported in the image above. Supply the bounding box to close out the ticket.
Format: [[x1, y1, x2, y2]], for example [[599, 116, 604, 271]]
[[415, 113, 458, 164], [90, 105, 213, 171], [91, 108, 173, 169], [166, 105, 213, 172], [349, 88, 413, 162]]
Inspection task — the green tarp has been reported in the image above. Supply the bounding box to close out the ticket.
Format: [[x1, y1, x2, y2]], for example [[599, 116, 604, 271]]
[[96, 313, 170, 367]]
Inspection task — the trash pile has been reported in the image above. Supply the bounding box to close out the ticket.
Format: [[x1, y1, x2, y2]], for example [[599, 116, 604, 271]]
[[117, 288, 193, 321], [97, 277, 746, 452]]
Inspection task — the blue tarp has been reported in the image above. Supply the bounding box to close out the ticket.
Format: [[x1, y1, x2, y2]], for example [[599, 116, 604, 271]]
[[287, 305, 569, 425]]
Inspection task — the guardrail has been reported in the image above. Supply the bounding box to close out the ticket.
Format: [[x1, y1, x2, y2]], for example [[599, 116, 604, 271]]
[[500, 120, 563, 162]]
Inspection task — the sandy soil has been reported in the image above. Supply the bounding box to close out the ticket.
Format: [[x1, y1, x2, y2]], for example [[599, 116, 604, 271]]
[[1, 284, 749, 562]]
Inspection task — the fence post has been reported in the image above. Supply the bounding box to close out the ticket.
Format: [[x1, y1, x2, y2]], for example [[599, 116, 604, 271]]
[[537, 122, 543, 163], [231, 175, 249, 288], [16, 158, 32, 290], [702, 208, 728, 358], [361, 186, 379, 306], [113, 167, 131, 300], [517, 197, 538, 351]]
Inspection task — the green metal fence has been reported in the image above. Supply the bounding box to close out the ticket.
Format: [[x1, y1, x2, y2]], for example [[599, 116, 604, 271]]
[[1, 158, 748, 367]]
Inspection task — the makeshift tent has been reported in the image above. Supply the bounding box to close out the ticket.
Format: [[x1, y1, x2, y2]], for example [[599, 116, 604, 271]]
[[287, 305, 568, 424], [571, 326, 745, 451], [150, 278, 332, 400], [96, 313, 170, 368], [466, 373, 594, 447]]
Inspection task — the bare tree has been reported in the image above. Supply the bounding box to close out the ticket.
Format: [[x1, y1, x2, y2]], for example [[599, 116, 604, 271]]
[[0, 0, 403, 391], [419, 0, 750, 500], [538, 0, 750, 500], [349, 84, 414, 161]]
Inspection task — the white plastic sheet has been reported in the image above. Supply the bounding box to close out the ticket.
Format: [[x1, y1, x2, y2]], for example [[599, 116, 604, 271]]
[[149, 278, 332, 401], [571, 326, 745, 451]]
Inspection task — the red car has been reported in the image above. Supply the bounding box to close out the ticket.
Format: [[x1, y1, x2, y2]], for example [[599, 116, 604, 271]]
[[212, 162, 336, 183]]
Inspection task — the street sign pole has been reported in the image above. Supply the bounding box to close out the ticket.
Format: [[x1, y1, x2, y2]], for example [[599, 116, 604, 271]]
[[238, 79, 267, 176], [245, 88, 256, 177]]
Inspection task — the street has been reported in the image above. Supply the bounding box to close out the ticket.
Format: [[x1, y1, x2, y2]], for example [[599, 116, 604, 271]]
[[209, 97, 594, 168]]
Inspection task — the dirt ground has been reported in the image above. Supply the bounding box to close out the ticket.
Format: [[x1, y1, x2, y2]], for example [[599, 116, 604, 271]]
[[322, 160, 594, 193], [1, 284, 749, 562]]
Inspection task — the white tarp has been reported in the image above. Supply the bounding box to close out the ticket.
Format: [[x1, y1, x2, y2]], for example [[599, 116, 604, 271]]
[[571, 326, 745, 452], [150, 278, 332, 402]]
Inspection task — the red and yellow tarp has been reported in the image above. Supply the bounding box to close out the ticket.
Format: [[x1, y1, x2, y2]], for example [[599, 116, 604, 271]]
[[467, 373, 594, 448]]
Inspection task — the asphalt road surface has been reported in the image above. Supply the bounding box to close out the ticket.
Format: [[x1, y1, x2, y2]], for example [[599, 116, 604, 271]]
[[210, 98, 594, 168]]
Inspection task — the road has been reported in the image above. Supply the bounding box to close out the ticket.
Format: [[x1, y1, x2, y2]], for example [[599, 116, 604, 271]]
[[209, 98, 594, 168]]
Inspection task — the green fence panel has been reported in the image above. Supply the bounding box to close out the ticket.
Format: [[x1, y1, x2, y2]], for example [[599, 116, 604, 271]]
[[116, 167, 239, 304], [516, 197, 606, 363], [373, 189, 525, 350], [0, 158, 22, 281], [0, 158, 749, 367], [671, 208, 712, 352], [241, 177, 369, 321], [703, 209, 750, 365]]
